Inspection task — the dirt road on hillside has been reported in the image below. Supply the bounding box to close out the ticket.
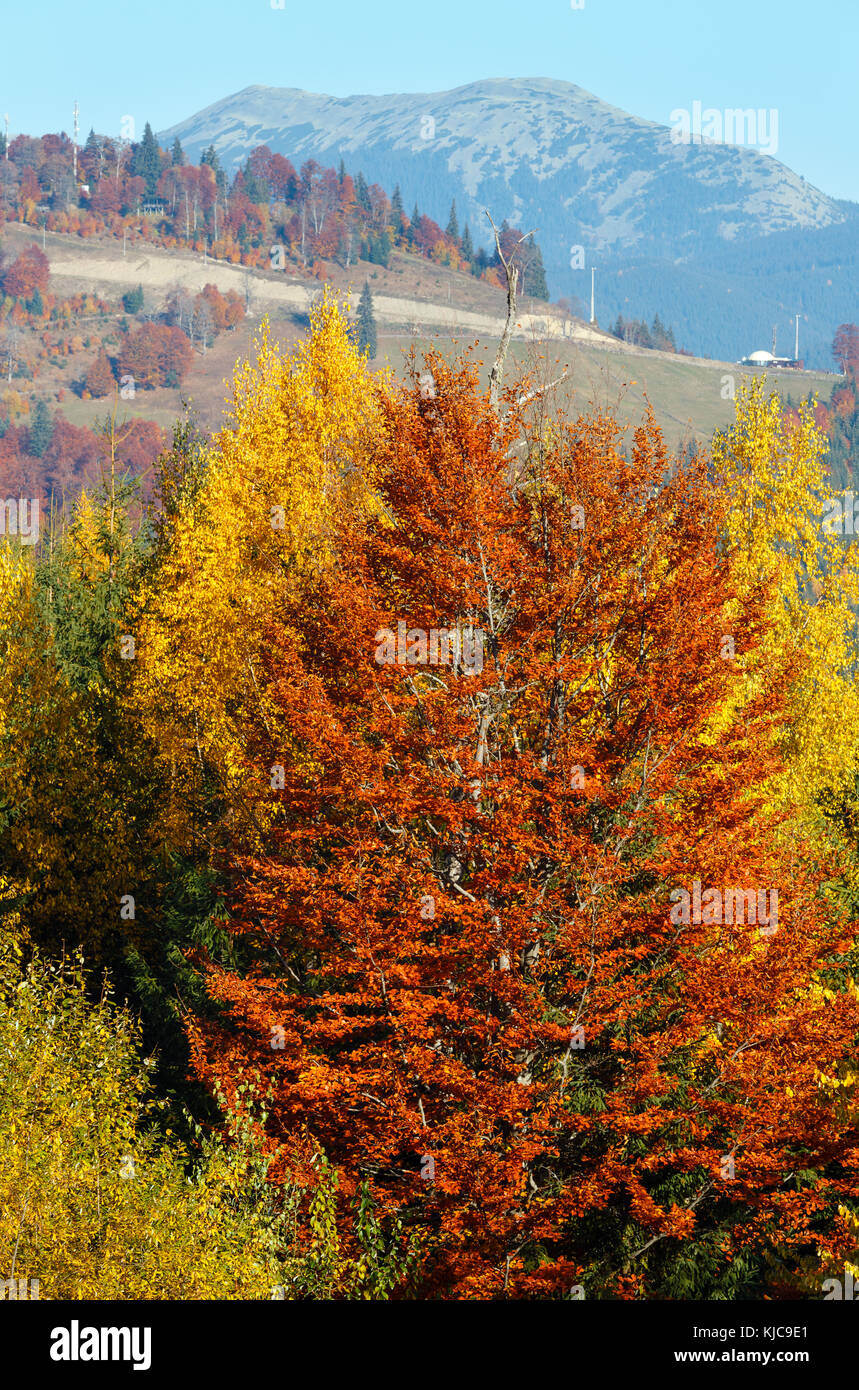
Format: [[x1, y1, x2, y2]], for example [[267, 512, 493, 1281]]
[[41, 235, 610, 346]]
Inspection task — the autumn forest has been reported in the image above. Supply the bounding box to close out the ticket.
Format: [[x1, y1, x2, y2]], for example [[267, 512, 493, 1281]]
[[5, 3, 859, 1327], [2, 278, 859, 1307]]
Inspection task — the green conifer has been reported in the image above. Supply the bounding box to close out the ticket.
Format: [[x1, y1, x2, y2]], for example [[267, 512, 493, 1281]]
[[355, 172, 372, 214], [522, 238, 549, 300], [28, 399, 53, 459], [132, 122, 162, 199], [356, 281, 377, 358]]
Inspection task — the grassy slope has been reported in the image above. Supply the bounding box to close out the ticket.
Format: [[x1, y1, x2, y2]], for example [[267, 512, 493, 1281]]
[[2, 222, 839, 453]]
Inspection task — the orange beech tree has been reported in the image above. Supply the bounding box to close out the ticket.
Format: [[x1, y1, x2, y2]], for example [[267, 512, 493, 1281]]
[[187, 350, 859, 1299], [2, 245, 50, 298]]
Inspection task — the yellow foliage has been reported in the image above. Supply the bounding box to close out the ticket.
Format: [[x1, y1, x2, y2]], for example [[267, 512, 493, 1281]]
[[0, 925, 284, 1298], [0, 909, 420, 1299], [711, 377, 859, 828], [131, 293, 385, 850]]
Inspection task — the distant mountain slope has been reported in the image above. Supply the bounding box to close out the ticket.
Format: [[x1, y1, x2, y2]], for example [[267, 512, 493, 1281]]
[[161, 77, 859, 367]]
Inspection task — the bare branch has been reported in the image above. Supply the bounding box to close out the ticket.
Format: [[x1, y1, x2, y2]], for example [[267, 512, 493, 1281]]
[[515, 367, 571, 412], [486, 211, 537, 411]]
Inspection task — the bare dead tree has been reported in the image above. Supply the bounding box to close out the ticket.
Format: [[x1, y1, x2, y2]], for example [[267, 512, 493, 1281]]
[[192, 299, 215, 355], [485, 211, 532, 411], [485, 211, 570, 416]]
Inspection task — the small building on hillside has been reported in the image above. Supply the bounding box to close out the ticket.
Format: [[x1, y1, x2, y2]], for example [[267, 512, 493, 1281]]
[[739, 349, 775, 366], [738, 349, 803, 369]]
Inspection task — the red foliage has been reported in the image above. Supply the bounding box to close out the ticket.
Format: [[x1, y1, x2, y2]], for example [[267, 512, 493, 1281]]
[[85, 349, 115, 399], [43, 417, 102, 490], [268, 153, 298, 202], [199, 283, 245, 331], [90, 182, 122, 215], [0, 127, 501, 293], [831, 381, 858, 417], [19, 167, 41, 203], [0, 409, 165, 500], [0, 426, 41, 495], [833, 323, 859, 378], [118, 322, 193, 389], [412, 214, 444, 255], [3, 246, 50, 298], [248, 145, 274, 182], [115, 418, 167, 477]]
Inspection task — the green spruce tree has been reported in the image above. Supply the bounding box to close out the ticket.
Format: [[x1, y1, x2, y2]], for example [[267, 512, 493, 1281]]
[[522, 237, 549, 301], [446, 200, 459, 242], [132, 122, 162, 199], [391, 185, 405, 225], [409, 203, 421, 248], [28, 399, 53, 459], [355, 172, 372, 214], [461, 222, 473, 262], [122, 284, 144, 314], [171, 138, 185, 167], [356, 281, 377, 359], [368, 231, 391, 268], [241, 159, 269, 205], [201, 146, 226, 197]]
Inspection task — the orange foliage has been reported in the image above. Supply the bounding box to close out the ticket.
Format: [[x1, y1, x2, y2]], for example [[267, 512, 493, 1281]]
[[3, 246, 49, 298], [187, 351, 859, 1298], [85, 349, 115, 399], [118, 322, 193, 389]]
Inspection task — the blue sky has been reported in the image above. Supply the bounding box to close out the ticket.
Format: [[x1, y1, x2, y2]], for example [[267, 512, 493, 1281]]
[[4, 0, 857, 200]]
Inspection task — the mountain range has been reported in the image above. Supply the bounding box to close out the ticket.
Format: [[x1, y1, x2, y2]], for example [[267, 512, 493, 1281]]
[[161, 78, 859, 368]]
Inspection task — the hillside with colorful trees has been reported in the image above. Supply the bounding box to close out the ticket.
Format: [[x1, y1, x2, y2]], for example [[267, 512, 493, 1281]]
[[782, 323, 859, 492], [0, 211, 258, 496], [0, 122, 559, 504], [0, 243, 188, 496], [0, 122, 550, 296], [2, 290, 859, 1302]]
